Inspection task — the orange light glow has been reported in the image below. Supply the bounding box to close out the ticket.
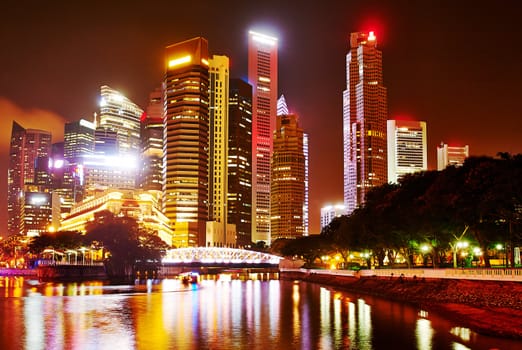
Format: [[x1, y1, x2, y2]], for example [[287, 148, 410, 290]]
[[168, 55, 192, 68]]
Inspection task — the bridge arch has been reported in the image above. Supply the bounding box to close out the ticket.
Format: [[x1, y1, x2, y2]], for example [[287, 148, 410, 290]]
[[162, 247, 282, 266]]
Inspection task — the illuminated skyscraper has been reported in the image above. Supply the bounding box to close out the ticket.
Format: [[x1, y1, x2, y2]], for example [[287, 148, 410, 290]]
[[7, 121, 52, 235], [303, 132, 309, 235], [387, 120, 427, 183], [163, 37, 210, 247], [343, 31, 388, 214], [208, 55, 229, 224], [62, 119, 95, 206], [271, 99, 305, 241], [437, 143, 469, 170], [227, 78, 253, 247], [207, 55, 236, 247], [139, 88, 164, 192], [248, 30, 278, 244], [64, 119, 95, 163], [98, 85, 143, 157]]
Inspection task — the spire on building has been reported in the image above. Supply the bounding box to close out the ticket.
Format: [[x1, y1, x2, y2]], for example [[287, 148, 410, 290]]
[[277, 95, 289, 116]]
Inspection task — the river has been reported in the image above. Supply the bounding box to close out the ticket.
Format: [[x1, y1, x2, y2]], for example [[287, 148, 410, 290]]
[[0, 276, 520, 349]]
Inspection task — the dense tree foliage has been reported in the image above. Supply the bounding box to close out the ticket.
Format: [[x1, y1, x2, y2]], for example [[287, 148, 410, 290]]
[[84, 211, 169, 280], [29, 231, 84, 254], [288, 154, 522, 269]]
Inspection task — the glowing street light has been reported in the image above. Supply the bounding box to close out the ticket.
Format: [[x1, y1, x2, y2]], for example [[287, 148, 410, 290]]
[[453, 241, 469, 268]]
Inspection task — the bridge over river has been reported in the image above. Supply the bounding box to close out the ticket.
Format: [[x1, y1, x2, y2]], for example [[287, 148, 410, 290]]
[[159, 247, 283, 277]]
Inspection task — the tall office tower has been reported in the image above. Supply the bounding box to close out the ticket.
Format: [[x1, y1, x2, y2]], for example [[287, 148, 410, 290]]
[[278, 94, 310, 236], [7, 121, 52, 236], [62, 119, 95, 208], [64, 119, 95, 163], [208, 55, 230, 224], [139, 88, 164, 192], [343, 31, 388, 214], [303, 132, 309, 235], [387, 120, 427, 183], [271, 101, 305, 241], [437, 143, 469, 170], [163, 37, 210, 247], [98, 85, 144, 157], [320, 204, 347, 230], [227, 78, 253, 247], [248, 30, 278, 244]]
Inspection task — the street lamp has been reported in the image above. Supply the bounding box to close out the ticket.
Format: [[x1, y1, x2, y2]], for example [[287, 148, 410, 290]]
[[453, 241, 468, 268], [420, 245, 431, 266], [496, 244, 505, 267]]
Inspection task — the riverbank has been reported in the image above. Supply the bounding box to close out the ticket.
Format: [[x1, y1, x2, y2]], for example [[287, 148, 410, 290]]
[[280, 269, 522, 339]]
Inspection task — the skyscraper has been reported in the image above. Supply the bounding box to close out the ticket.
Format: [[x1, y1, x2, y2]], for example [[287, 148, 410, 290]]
[[62, 119, 95, 206], [303, 132, 309, 235], [163, 37, 210, 247], [248, 30, 278, 244], [343, 31, 388, 214], [227, 78, 253, 247], [207, 55, 236, 247], [98, 85, 143, 157], [139, 88, 164, 192], [7, 121, 52, 235], [64, 119, 95, 164], [208, 55, 229, 225], [387, 120, 427, 183], [437, 143, 469, 170], [271, 97, 305, 241]]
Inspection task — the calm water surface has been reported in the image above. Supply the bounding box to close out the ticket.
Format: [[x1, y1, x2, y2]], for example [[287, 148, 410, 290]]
[[0, 276, 520, 349]]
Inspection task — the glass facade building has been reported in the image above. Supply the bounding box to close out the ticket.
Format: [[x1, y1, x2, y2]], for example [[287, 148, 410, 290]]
[[387, 120, 427, 183], [227, 78, 253, 247], [248, 30, 278, 244], [163, 37, 210, 247], [343, 31, 388, 214]]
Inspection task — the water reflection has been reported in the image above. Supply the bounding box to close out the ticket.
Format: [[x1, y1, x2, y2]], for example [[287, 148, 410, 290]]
[[0, 276, 521, 349]]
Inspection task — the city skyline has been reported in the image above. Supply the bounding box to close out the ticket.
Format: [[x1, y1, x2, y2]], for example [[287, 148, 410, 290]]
[[1, 1, 522, 236]]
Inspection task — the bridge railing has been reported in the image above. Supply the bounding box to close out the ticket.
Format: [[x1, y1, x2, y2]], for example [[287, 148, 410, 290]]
[[163, 247, 282, 265]]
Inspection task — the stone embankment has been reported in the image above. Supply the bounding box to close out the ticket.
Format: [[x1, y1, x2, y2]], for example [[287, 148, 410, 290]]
[[280, 269, 522, 339]]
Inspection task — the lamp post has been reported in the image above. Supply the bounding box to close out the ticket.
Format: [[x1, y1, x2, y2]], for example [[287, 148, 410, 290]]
[[453, 241, 468, 268], [421, 244, 431, 267], [495, 244, 504, 267]]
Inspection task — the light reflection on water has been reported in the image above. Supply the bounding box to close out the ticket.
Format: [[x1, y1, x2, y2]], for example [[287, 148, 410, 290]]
[[0, 276, 521, 349]]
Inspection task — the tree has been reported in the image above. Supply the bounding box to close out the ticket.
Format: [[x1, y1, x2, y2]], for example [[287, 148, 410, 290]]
[[280, 235, 333, 268], [29, 231, 84, 255], [84, 212, 168, 280]]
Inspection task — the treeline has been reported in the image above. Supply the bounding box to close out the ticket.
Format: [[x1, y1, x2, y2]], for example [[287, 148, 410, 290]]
[[278, 153, 522, 268]]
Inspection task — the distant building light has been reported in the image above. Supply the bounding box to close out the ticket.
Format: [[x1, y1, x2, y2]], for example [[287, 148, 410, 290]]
[[168, 55, 192, 68], [79, 119, 95, 130], [249, 30, 278, 46]]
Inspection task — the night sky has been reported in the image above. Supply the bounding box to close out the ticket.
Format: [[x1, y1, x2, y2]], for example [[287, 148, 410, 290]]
[[1, 0, 521, 237]]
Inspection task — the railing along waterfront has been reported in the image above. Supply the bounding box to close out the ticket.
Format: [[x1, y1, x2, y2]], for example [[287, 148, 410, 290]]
[[281, 267, 522, 282], [0, 268, 38, 277], [36, 259, 104, 267]]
